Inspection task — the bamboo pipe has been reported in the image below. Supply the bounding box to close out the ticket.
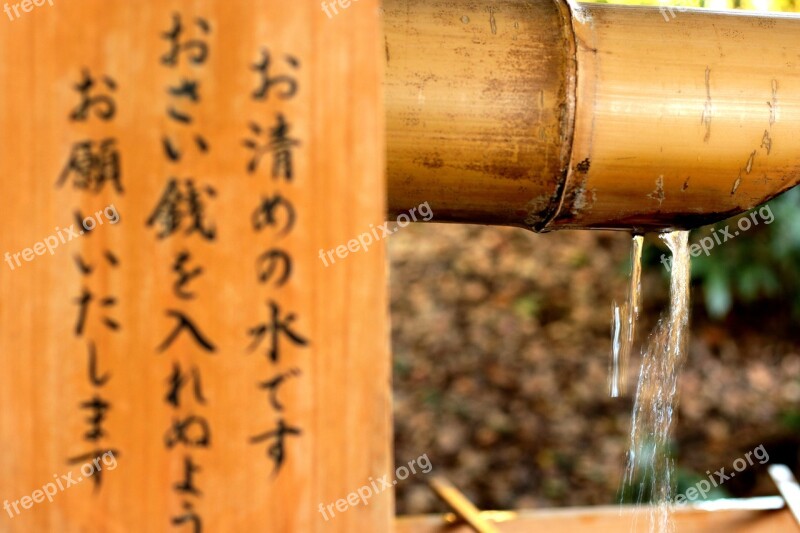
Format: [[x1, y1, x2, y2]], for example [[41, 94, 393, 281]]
[[384, 0, 800, 232]]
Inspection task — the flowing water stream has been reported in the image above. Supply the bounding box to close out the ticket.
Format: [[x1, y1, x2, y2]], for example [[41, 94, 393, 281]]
[[610, 234, 644, 397], [618, 231, 691, 533]]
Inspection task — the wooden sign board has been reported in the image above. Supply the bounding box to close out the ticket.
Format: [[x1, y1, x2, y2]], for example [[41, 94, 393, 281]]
[[0, 1, 391, 531]]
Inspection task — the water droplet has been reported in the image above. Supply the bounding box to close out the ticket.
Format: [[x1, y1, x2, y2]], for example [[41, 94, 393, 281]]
[[609, 235, 643, 397]]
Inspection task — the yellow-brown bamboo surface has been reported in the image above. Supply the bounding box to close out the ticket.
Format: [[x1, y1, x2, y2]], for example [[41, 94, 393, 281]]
[[385, 0, 800, 232], [384, 0, 576, 230], [0, 1, 391, 531]]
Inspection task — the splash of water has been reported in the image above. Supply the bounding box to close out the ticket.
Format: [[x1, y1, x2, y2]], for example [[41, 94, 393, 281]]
[[621, 230, 691, 533], [610, 234, 644, 397]]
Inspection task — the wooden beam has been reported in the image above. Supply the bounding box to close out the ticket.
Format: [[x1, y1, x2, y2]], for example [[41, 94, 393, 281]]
[[396, 505, 798, 532]]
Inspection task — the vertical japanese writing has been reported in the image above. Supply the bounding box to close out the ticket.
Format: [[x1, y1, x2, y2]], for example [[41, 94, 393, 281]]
[[244, 46, 307, 475], [60, 69, 123, 491], [152, 13, 214, 533]]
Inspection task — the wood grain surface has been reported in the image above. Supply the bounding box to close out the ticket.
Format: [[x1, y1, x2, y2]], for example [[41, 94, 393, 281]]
[[0, 1, 391, 531]]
